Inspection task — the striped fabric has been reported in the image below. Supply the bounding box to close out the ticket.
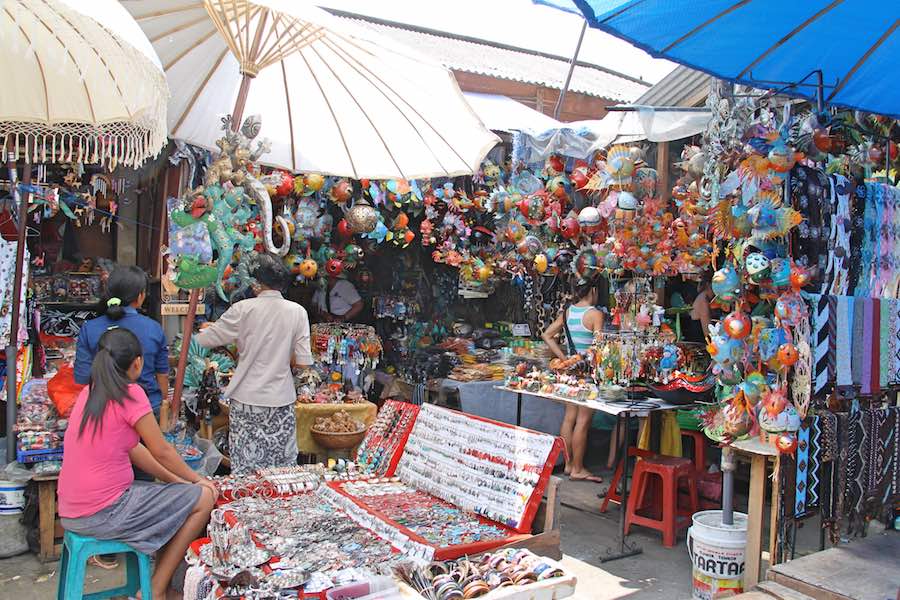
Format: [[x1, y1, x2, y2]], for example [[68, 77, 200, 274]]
[[811, 294, 830, 398], [566, 305, 596, 354]]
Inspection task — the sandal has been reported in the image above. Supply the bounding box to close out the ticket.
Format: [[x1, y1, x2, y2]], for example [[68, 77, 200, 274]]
[[89, 555, 119, 570], [569, 473, 604, 483]]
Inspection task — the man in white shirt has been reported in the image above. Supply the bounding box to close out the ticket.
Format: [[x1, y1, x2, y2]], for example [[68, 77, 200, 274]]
[[195, 255, 312, 474], [313, 275, 363, 323]]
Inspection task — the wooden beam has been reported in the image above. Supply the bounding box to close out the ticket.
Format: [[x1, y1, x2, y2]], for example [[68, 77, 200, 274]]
[[745, 454, 767, 590], [656, 141, 670, 201]]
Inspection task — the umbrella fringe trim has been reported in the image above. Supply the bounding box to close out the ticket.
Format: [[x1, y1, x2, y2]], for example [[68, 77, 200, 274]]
[[0, 120, 164, 169]]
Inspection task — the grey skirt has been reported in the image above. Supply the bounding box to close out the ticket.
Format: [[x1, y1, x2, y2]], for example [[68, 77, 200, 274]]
[[61, 481, 202, 554], [229, 400, 297, 476]]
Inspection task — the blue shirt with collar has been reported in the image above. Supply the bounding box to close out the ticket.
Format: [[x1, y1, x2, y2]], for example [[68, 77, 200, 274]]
[[74, 307, 169, 410]]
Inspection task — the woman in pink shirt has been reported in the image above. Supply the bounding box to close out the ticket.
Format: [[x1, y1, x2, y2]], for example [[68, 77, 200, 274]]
[[59, 328, 216, 599]]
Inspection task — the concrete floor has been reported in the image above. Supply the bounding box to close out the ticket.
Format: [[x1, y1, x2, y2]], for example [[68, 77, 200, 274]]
[[0, 452, 865, 600]]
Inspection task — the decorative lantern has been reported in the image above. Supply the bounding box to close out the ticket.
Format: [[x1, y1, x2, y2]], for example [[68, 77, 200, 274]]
[[345, 200, 378, 234]]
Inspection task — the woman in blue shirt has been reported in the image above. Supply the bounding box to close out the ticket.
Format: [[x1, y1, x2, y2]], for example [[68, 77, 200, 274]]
[[75, 267, 169, 420]]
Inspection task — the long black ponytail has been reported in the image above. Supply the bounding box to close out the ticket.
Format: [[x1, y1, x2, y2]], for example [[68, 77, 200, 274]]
[[104, 266, 148, 320], [79, 328, 143, 438]]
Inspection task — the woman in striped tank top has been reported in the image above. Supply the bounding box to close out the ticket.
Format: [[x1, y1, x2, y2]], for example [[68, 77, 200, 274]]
[[541, 276, 605, 483]]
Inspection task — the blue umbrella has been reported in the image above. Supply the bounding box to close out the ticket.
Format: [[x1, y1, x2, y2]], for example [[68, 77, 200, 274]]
[[536, 0, 900, 117]]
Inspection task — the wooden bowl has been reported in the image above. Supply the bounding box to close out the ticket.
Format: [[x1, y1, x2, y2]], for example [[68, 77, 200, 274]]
[[311, 427, 368, 450]]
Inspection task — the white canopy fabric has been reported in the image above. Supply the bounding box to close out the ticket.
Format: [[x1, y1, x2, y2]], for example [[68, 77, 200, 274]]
[[124, 0, 500, 180], [515, 106, 710, 163], [462, 92, 562, 133], [0, 0, 168, 168]]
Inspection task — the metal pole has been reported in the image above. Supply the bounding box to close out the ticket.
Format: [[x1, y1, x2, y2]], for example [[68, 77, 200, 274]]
[[721, 446, 736, 525], [5, 154, 29, 463], [815, 69, 824, 113], [554, 19, 588, 120]]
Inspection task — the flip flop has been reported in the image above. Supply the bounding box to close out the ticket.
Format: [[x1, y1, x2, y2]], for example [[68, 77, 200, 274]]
[[569, 473, 604, 483], [89, 555, 119, 570]]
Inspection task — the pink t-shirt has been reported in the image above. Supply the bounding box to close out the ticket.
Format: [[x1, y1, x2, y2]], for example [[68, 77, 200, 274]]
[[58, 384, 152, 518]]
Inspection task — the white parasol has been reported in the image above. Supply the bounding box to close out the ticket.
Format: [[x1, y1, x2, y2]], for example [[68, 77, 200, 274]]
[[124, 0, 500, 180], [1, 0, 168, 460], [0, 0, 168, 168]]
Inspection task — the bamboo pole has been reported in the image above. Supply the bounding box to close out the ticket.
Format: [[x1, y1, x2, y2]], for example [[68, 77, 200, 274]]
[[169, 73, 253, 421]]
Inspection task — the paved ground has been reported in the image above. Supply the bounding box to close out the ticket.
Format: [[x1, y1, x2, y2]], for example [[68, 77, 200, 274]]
[[0, 451, 862, 600]]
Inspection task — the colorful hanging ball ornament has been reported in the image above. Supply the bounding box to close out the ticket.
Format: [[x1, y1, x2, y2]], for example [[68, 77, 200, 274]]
[[723, 310, 752, 339], [336, 218, 353, 240], [776, 342, 799, 368], [299, 258, 318, 279], [572, 248, 599, 279], [345, 200, 378, 234], [505, 220, 526, 243], [577, 206, 602, 234], [560, 216, 581, 240], [325, 258, 344, 277], [769, 257, 791, 288], [517, 235, 543, 260], [478, 264, 493, 281], [775, 433, 798, 455], [305, 173, 325, 193], [745, 252, 771, 284], [276, 171, 294, 197], [329, 179, 353, 204], [616, 190, 638, 211], [534, 253, 548, 274], [775, 292, 805, 326], [712, 263, 741, 302]]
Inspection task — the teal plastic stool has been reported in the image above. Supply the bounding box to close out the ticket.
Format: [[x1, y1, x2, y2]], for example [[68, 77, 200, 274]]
[[56, 531, 153, 600]]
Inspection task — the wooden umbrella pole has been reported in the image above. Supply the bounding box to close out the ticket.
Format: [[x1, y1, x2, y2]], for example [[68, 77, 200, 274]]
[[169, 73, 253, 422], [4, 154, 30, 462]]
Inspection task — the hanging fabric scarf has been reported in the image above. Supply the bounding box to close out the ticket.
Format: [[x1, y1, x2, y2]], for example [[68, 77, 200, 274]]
[[836, 296, 853, 388], [829, 175, 852, 295], [810, 294, 831, 399]]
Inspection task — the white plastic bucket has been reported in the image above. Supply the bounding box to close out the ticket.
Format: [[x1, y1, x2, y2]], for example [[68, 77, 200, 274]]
[[687, 510, 747, 599], [0, 480, 26, 515]]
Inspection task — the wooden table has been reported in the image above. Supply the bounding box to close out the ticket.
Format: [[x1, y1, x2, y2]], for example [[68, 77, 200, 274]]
[[32, 472, 62, 562], [731, 438, 781, 591]]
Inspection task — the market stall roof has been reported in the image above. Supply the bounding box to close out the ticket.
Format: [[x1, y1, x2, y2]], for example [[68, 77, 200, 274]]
[[124, 0, 499, 180], [462, 92, 563, 133], [536, 0, 900, 118], [636, 66, 712, 109], [328, 9, 651, 103]]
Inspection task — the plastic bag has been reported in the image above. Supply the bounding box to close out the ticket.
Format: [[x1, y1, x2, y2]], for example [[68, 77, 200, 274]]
[[193, 437, 222, 477], [47, 365, 84, 418]]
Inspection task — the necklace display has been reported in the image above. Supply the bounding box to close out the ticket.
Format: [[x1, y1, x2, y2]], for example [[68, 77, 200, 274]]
[[355, 400, 419, 477], [312, 323, 383, 370]]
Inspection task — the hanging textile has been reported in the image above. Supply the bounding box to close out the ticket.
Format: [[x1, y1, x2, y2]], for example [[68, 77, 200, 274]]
[[0, 237, 29, 347], [794, 415, 823, 519], [821, 406, 900, 538], [810, 294, 830, 399]]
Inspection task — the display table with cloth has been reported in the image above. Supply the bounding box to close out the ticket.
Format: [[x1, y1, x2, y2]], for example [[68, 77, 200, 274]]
[[295, 401, 377, 454], [442, 379, 565, 436]]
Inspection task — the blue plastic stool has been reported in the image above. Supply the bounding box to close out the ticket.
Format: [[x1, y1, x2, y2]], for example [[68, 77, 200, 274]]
[[56, 531, 153, 600]]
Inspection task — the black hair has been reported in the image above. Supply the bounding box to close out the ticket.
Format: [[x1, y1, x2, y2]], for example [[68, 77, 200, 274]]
[[79, 327, 143, 438], [104, 266, 148, 320], [571, 274, 607, 306], [253, 254, 291, 291]]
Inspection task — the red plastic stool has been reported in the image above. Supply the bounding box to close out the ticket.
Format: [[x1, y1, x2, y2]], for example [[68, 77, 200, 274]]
[[625, 456, 698, 547], [680, 430, 708, 471], [599, 447, 655, 513]]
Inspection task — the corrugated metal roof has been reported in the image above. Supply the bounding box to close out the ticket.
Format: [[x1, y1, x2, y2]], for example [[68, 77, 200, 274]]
[[330, 12, 651, 103], [636, 65, 712, 108]]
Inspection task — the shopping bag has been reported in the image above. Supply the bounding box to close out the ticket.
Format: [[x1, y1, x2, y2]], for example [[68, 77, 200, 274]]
[[46, 364, 84, 418]]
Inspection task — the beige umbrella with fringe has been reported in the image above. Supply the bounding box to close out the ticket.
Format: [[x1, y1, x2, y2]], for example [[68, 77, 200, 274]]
[[1, 0, 168, 460]]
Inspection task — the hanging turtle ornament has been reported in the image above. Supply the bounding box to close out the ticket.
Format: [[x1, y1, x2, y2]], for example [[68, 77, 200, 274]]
[[745, 252, 771, 284]]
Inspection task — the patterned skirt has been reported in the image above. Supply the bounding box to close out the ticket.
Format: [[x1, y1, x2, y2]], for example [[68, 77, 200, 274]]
[[229, 400, 298, 475]]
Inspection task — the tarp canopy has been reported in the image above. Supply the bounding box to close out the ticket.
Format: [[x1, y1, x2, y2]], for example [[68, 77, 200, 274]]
[[514, 105, 710, 163], [462, 92, 562, 133], [536, 0, 900, 119]]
